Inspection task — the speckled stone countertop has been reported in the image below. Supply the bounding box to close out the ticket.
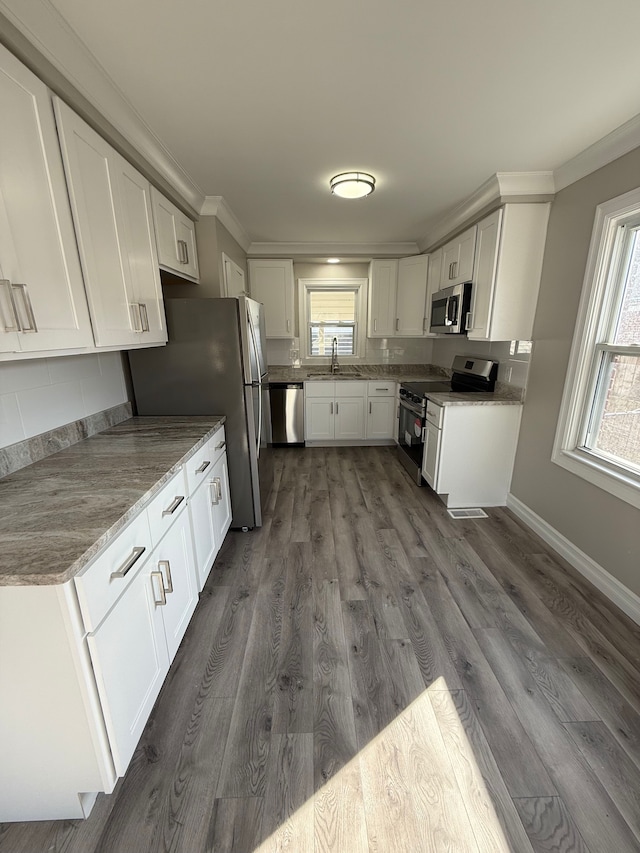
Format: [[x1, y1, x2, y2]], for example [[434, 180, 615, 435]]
[[424, 390, 522, 406], [0, 416, 224, 587], [269, 363, 448, 383]]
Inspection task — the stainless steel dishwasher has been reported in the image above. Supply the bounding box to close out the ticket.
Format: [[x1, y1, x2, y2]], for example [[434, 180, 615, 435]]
[[269, 382, 305, 445]]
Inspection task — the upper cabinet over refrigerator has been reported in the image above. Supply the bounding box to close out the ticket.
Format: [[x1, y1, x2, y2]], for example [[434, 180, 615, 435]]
[[0, 44, 93, 358], [151, 188, 200, 282]]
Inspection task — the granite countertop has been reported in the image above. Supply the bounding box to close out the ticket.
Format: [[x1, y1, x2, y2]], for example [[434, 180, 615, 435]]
[[0, 416, 224, 587], [424, 390, 522, 406], [269, 364, 448, 383]]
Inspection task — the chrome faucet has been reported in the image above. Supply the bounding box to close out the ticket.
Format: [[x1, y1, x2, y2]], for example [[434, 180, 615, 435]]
[[330, 336, 339, 373]]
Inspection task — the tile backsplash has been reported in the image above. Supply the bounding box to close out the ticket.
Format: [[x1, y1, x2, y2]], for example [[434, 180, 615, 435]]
[[430, 337, 532, 388], [0, 352, 128, 449], [267, 336, 434, 366]]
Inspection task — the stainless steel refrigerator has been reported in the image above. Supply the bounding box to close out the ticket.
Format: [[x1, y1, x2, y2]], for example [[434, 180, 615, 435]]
[[128, 296, 273, 529]]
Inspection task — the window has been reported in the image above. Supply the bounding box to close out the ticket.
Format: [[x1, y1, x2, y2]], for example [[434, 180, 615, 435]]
[[298, 278, 367, 360], [553, 188, 640, 508]]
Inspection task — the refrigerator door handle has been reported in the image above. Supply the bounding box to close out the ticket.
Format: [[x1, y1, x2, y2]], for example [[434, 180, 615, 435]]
[[247, 308, 263, 457]]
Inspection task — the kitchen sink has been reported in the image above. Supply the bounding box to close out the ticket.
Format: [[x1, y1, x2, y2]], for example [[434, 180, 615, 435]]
[[307, 371, 365, 378]]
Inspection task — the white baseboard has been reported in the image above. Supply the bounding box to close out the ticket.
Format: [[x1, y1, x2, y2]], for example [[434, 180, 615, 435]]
[[506, 493, 640, 626]]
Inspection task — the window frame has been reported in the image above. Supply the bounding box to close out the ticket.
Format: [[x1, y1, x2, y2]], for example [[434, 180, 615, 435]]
[[298, 278, 368, 363], [553, 187, 640, 509]]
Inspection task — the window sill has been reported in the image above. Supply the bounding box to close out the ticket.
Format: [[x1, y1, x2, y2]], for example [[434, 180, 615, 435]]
[[551, 446, 640, 510]]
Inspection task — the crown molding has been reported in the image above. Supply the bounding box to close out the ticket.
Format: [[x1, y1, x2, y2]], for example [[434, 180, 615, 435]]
[[200, 196, 251, 251], [419, 171, 556, 252], [0, 0, 204, 217], [246, 241, 420, 259], [554, 112, 640, 192]]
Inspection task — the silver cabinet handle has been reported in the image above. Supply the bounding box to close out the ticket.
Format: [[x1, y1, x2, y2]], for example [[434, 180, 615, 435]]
[[130, 302, 143, 332], [12, 284, 38, 332], [465, 312, 473, 331], [162, 495, 185, 516], [196, 460, 211, 474], [139, 302, 150, 332], [0, 280, 21, 331], [151, 570, 167, 605], [374, 318, 377, 332], [210, 478, 220, 505], [157, 559, 173, 594], [453, 261, 458, 279], [287, 318, 291, 332], [369, 402, 372, 414], [395, 318, 399, 331], [330, 402, 333, 414], [215, 440, 226, 451], [177, 239, 189, 264], [422, 317, 428, 332], [375, 387, 389, 391], [336, 403, 339, 414], [111, 546, 146, 579]]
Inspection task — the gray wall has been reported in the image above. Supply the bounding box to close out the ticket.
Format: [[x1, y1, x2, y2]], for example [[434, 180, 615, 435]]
[[510, 146, 640, 598]]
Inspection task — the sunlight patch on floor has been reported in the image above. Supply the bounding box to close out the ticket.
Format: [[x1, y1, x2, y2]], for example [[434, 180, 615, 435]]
[[253, 678, 512, 852]]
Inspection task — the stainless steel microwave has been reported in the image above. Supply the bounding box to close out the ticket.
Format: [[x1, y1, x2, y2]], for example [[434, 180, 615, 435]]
[[429, 281, 472, 334]]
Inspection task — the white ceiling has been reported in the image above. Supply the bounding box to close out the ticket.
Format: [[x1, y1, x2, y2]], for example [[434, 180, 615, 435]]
[[39, 0, 640, 247]]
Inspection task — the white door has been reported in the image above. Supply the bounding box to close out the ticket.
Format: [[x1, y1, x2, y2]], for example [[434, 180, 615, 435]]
[[396, 256, 429, 336], [0, 47, 93, 355], [54, 98, 139, 348], [87, 560, 170, 776], [152, 510, 198, 660], [211, 454, 232, 547], [188, 476, 217, 591], [366, 397, 396, 439], [334, 397, 365, 440], [305, 398, 334, 441]]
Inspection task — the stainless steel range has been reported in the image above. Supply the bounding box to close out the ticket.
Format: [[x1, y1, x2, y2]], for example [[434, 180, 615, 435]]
[[397, 356, 498, 484]]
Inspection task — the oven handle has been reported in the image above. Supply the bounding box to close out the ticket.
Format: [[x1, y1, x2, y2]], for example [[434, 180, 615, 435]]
[[399, 397, 424, 418]]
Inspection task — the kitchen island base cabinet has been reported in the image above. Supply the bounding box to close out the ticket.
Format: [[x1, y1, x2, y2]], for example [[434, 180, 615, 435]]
[[422, 402, 522, 508]]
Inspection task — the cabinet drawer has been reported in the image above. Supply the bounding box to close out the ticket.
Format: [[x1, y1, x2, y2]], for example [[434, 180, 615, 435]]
[[425, 399, 444, 428], [75, 511, 153, 632], [367, 381, 396, 397], [335, 381, 366, 398], [207, 425, 227, 464], [146, 467, 187, 548], [304, 381, 335, 398]]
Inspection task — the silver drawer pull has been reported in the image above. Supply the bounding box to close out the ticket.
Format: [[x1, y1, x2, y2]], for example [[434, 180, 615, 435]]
[[151, 571, 167, 605], [196, 460, 211, 474], [375, 387, 389, 391], [111, 546, 146, 579], [157, 559, 173, 594], [139, 302, 150, 332], [12, 283, 38, 332], [215, 440, 226, 451], [162, 495, 185, 516]]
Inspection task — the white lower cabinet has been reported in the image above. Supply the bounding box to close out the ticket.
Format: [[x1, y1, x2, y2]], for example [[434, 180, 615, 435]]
[[366, 380, 397, 440], [304, 381, 366, 442], [421, 400, 522, 508]]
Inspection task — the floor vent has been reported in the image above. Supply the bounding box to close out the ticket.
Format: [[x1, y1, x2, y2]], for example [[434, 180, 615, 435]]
[[447, 508, 488, 519]]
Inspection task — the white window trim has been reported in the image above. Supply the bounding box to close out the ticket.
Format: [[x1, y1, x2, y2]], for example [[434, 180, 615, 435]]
[[298, 278, 368, 363], [552, 186, 640, 510]]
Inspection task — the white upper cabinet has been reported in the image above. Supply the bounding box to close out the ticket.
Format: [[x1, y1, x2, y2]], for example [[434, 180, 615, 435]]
[[222, 253, 247, 298], [248, 259, 295, 338], [468, 204, 550, 341], [440, 225, 477, 288], [396, 255, 429, 336], [0, 45, 93, 358], [54, 98, 167, 348], [151, 188, 199, 282], [367, 259, 398, 337]]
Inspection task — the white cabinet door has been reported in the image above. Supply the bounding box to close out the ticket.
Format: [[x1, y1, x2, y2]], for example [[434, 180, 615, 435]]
[[189, 475, 218, 591], [151, 187, 199, 281], [366, 397, 396, 439], [211, 453, 232, 548], [222, 253, 247, 297], [468, 204, 550, 342], [87, 558, 170, 777], [0, 46, 93, 356], [248, 259, 294, 338], [440, 225, 477, 287], [396, 255, 429, 336], [54, 98, 166, 348], [151, 508, 198, 661], [367, 259, 398, 337], [305, 397, 334, 440], [334, 397, 365, 440]]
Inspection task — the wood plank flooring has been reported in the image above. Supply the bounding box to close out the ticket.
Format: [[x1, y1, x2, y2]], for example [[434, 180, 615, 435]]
[[2, 445, 640, 853]]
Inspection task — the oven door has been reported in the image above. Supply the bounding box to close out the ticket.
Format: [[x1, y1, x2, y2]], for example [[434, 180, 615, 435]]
[[398, 398, 425, 469]]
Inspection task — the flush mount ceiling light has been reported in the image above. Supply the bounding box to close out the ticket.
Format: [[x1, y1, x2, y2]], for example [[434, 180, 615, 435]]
[[330, 172, 376, 199], [327, 258, 341, 264]]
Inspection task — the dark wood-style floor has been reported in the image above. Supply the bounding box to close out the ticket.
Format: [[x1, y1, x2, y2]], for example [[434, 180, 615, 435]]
[[2, 446, 640, 852]]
